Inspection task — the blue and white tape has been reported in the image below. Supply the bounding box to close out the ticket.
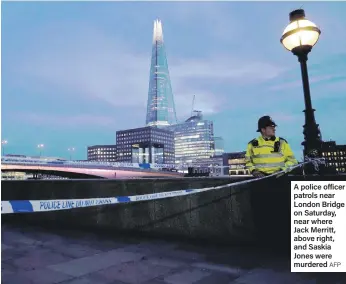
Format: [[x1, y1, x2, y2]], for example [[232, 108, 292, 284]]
[[1, 159, 324, 214]]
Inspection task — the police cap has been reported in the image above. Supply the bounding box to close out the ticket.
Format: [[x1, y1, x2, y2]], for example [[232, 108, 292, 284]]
[[257, 116, 277, 132]]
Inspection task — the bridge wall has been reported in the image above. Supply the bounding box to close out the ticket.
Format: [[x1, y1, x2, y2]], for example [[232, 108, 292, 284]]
[[2, 175, 345, 249]]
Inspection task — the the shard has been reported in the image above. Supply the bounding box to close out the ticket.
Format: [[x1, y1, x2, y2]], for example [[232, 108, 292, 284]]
[[145, 19, 177, 127]]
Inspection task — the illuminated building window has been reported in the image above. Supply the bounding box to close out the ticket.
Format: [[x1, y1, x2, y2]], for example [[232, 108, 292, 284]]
[[87, 145, 117, 162], [166, 111, 217, 167], [321, 141, 346, 174]]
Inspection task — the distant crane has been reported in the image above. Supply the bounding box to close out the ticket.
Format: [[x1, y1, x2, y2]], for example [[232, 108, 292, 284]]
[[191, 95, 195, 117], [191, 95, 202, 117]]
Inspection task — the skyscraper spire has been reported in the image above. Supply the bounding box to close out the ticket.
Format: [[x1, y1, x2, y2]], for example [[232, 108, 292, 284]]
[[146, 19, 177, 128], [153, 19, 163, 43]]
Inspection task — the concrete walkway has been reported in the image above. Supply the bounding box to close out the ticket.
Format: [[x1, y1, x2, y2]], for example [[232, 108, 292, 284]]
[[1, 225, 343, 284]]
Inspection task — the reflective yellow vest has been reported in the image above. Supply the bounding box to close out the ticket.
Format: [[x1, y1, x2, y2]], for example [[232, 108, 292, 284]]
[[245, 136, 298, 174]]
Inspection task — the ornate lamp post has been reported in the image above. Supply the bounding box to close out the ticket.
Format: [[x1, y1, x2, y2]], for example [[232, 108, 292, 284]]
[[68, 147, 75, 160], [280, 9, 323, 160], [2, 140, 8, 155], [37, 144, 44, 157]]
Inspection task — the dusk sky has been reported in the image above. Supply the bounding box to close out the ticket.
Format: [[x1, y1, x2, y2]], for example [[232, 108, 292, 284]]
[[2, 1, 346, 161]]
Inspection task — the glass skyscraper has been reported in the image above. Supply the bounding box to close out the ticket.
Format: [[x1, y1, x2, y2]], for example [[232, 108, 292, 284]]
[[167, 111, 214, 167], [213, 137, 224, 156], [146, 19, 177, 128]]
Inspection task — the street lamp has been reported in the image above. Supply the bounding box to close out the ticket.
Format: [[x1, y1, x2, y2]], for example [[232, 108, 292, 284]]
[[2, 140, 8, 156], [68, 147, 75, 160], [280, 9, 323, 160], [37, 144, 44, 157]]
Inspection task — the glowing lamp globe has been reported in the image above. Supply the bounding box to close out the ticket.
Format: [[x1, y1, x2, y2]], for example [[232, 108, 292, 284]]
[[280, 9, 321, 52]]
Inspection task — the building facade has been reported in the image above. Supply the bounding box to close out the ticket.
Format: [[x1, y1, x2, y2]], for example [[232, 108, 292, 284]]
[[87, 145, 117, 162], [145, 19, 177, 128], [116, 126, 174, 164], [321, 141, 346, 174], [189, 155, 224, 176], [167, 111, 214, 168], [223, 151, 251, 176], [213, 136, 224, 156]]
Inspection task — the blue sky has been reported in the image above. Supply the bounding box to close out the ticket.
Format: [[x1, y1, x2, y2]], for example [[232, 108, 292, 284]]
[[2, 1, 346, 160]]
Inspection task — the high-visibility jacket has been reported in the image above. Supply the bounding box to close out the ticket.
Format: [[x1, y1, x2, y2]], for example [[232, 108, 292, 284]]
[[245, 136, 298, 174]]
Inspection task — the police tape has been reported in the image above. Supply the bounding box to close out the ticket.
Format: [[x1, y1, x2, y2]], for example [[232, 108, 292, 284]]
[[1, 158, 324, 214]]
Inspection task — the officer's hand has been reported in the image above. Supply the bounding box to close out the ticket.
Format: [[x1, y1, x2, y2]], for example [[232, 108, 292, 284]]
[[252, 171, 265, 178]]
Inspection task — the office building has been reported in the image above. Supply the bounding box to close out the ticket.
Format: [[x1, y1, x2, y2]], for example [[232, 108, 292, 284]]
[[146, 19, 177, 128], [167, 111, 214, 167], [321, 141, 346, 173], [116, 126, 174, 164], [213, 136, 224, 156], [87, 145, 117, 162], [223, 151, 250, 176], [190, 155, 224, 176]]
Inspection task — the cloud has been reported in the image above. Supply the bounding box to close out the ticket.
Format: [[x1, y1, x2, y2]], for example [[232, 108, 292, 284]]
[[11, 112, 119, 128], [171, 57, 285, 83], [164, 2, 239, 41], [270, 113, 300, 122], [174, 90, 221, 120], [319, 79, 346, 93], [268, 74, 344, 91], [10, 20, 286, 124]]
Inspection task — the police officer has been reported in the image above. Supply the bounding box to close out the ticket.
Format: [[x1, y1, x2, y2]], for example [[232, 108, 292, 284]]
[[245, 116, 298, 178]]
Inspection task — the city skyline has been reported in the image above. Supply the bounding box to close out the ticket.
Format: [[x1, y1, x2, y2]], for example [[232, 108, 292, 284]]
[[2, 1, 346, 160]]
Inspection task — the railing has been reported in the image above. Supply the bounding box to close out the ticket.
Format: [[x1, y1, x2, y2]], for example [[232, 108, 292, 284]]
[[1, 156, 246, 175], [1, 157, 176, 171]]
